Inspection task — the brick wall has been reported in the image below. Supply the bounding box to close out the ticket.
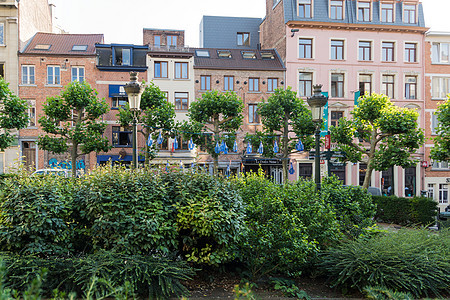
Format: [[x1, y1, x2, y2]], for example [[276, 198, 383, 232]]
[[143, 29, 185, 47], [260, 0, 287, 61]]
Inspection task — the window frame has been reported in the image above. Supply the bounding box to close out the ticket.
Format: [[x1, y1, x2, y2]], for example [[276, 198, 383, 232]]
[[47, 65, 61, 85], [299, 38, 313, 59], [154, 61, 168, 78], [382, 41, 395, 62], [359, 74, 372, 95], [331, 73, 344, 98], [0, 23, 4, 46], [357, 1, 371, 22], [404, 42, 417, 63], [27, 100, 36, 127], [330, 0, 344, 20], [175, 62, 189, 79], [174, 92, 189, 110], [330, 111, 344, 127], [21, 65, 35, 85], [381, 3, 394, 22], [237, 32, 250, 47], [439, 184, 448, 204], [154, 35, 161, 47], [382, 74, 395, 99], [403, 4, 417, 24], [267, 78, 278, 92], [432, 42, 450, 64], [405, 75, 417, 100], [432, 76, 450, 99], [248, 103, 260, 124], [112, 126, 132, 148], [298, 0, 312, 18], [112, 96, 128, 109], [167, 35, 177, 47], [224, 76, 234, 91], [200, 75, 211, 91], [71, 66, 85, 82], [249, 78, 260, 92], [358, 40, 372, 61], [330, 39, 344, 60], [299, 72, 313, 97]]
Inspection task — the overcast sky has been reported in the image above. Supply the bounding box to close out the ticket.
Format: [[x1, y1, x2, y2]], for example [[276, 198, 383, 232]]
[[51, 0, 450, 47]]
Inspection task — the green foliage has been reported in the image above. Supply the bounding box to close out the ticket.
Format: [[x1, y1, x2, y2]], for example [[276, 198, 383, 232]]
[[0, 175, 75, 255], [363, 286, 413, 300], [38, 81, 111, 177], [233, 171, 341, 278], [184, 90, 243, 174], [233, 282, 258, 300], [321, 176, 377, 238], [431, 98, 450, 162], [117, 81, 176, 164], [255, 88, 315, 183], [320, 229, 450, 297], [0, 78, 29, 151], [270, 277, 310, 299], [331, 93, 424, 189], [373, 195, 437, 226]]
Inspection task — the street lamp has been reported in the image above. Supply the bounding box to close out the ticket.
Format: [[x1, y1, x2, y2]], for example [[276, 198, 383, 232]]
[[307, 84, 328, 191], [124, 72, 144, 169]]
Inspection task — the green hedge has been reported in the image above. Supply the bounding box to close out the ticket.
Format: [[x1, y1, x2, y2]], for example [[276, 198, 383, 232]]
[[373, 195, 437, 226]]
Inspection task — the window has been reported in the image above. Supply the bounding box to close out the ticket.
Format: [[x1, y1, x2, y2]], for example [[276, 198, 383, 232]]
[[112, 96, 128, 108], [154, 61, 168, 78], [382, 167, 394, 196], [34, 44, 51, 50], [382, 75, 394, 98], [381, 3, 394, 22], [200, 133, 213, 152], [358, 2, 370, 21], [158, 136, 169, 150], [177, 137, 189, 151], [112, 126, 132, 147], [331, 40, 344, 60], [200, 75, 211, 90], [249, 78, 259, 92], [403, 4, 416, 24], [71, 66, 85, 82], [195, 50, 210, 57], [330, 111, 344, 127], [21, 65, 35, 85], [175, 62, 188, 79], [359, 41, 372, 61], [217, 50, 232, 58], [359, 74, 372, 95], [0, 23, 4, 45], [224, 76, 234, 91], [359, 163, 368, 186], [331, 73, 344, 98], [298, 0, 312, 18], [72, 45, 88, 51], [431, 112, 439, 135], [27, 100, 36, 127], [47, 66, 60, 85], [404, 166, 416, 197], [175, 92, 188, 110], [261, 52, 275, 59], [0, 63, 3, 78], [299, 38, 313, 58], [248, 104, 259, 123], [237, 32, 250, 46], [432, 77, 450, 99], [433, 161, 449, 170], [405, 43, 417, 62], [299, 72, 312, 97], [330, 0, 344, 20], [382, 42, 395, 62], [432, 43, 450, 64], [405, 76, 417, 99], [242, 51, 257, 59], [428, 184, 435, 199], [298, 163, 313, 179], [439, 184, 448, 204], [114, 47, 131, 66], [167, 35, 177, 47], [268, 78, 278, 92], [154, 35, 161, 47]]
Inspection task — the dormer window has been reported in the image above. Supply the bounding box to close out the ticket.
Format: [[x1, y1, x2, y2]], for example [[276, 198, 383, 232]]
[[298, 0, 312, 18], [115, 47, 131, 66], [217, 50, 232, 58], [242, 51, 257, 59], [358, 1, 370, 21], [404, 4, 416, 24], [381, 3, 394, 22], [237, 33, 250, 47], [330, 0, 344, 20]]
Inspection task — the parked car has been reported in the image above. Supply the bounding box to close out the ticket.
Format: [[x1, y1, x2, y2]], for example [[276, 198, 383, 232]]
[[32, 169, 70, 177], [343, 185, 382, 196]]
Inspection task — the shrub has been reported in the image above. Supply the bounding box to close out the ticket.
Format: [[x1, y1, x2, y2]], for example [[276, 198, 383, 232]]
[[233, 172, 341, 278], [0, 175, 74, 255], [321, 176, 377, 238], [320, 229, 450, 297], [373, 195, 437, 226]]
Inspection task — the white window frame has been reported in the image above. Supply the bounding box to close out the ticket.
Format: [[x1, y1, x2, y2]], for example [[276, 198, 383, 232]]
[[47, 65, 61, 85], [0, 23, 4, 46], [298, 0, 313, 18], [298, 37, 314, 59], [381, 74, 395, 99], [433, 161, 449, 170], [381, 41, 396, 62], [357, 1, 371, 22], [358, 40, 373, 61], [330, 73, 345, 98], [439, 184, 448, 204], [21, 65, 35, 85], [431, 111, 439, 135], [432, 42, 450, 64], [404, 42, 418, 63], [404, 75, 418, 100], [298, 71, 314, 98], [330, 39, 345, 60], [359, 73, 373, 95], [330, 0, 345, 20], [380, 2, 395, 23], [427, 183, 435, 199], [431, 76, 450, 100], [71, 66, 85, 82], [27, 100, 36, 127], [403, 3, 417, 24]]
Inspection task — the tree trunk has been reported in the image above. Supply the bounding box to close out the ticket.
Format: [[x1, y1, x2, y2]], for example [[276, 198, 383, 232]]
[[71, 143, 78, 178], [362, 129, 378, 189], [282, 113, 289, 184]]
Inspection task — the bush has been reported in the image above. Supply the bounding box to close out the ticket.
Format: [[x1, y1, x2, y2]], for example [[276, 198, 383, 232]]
[[321, 176, 377, 238], [233, 171, 342, 278], [320, 228, 450, 297], [373, 195, 437, 226], [0, 175, 75, 255]]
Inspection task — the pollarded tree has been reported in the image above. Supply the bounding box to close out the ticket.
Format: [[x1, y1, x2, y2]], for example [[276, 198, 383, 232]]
[[331, 93, 424, 190], [430, 98, 450, 162], [38, 81, 111, 177], [117, 81, 176, 165], [0, 78, 29, 150], [181, 90, 243, 175], [256, 87, 316, 183]]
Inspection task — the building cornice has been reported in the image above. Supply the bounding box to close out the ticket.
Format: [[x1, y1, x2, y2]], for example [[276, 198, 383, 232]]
[[286, 21, 429, 34]]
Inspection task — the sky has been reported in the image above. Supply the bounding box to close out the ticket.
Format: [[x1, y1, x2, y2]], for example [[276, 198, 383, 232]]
[[51, 0, 450, 47]]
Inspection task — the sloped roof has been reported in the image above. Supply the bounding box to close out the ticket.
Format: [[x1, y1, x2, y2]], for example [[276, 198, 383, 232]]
[[22, 32, 104, 55], [193, 48, 285, 71]]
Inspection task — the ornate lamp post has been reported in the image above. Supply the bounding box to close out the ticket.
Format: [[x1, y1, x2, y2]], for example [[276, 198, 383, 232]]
[[307, 84, 328, 191], [124, 72, 144, 169]]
